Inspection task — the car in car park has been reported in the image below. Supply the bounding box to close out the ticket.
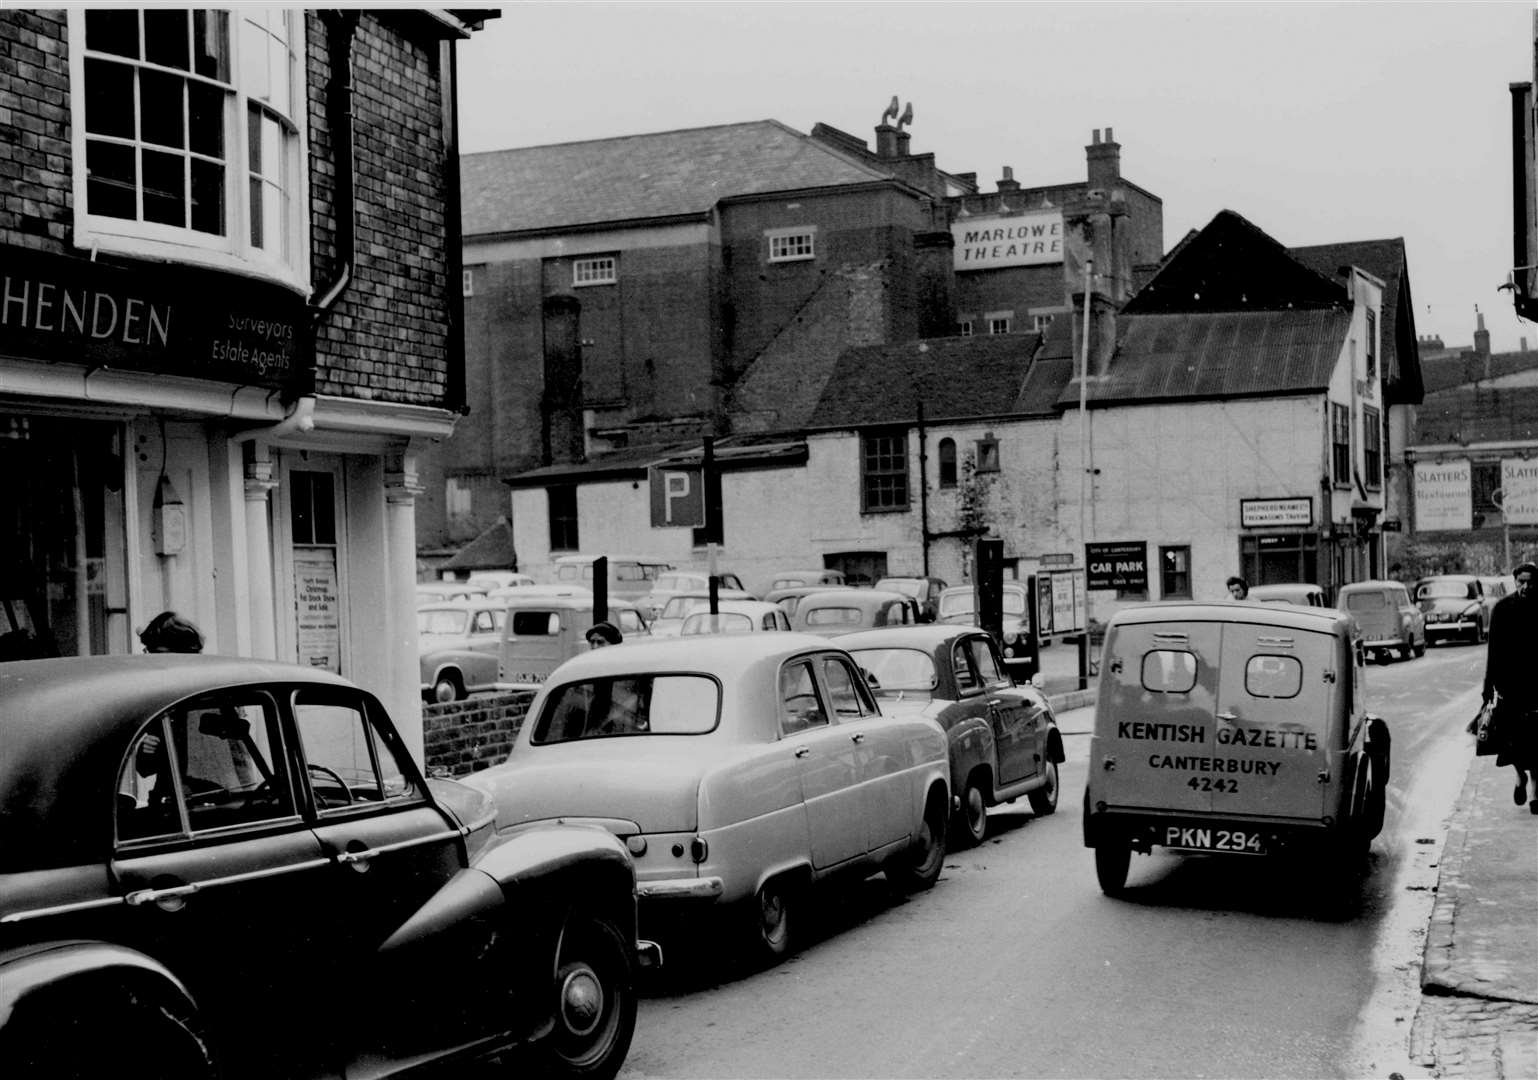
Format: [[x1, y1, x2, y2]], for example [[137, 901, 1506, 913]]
[[1413, 574, 1496, 645], [873, 575, 949, 622], [0, 655, 655, 1080], [467, 570, 536, 593], [680, 600, 792, 635], [1337, 579, 1425, 662], [763, 568, 846, 593], [793, 588, 919, 636], [1082, 601, 1390, 904], [552, 555, 675, 603], [763, 584, 857, 620], [416, 580, 488, 605], [464, 634, 951, 963], [842, 625, 1065, 847], [1246, 582, 1328, 608], [638, 570, 750, 620], [499, 595, 650, 688], [418, 597, 509, 703], [647, 589, 758, 638], [936, 582, 1036, 676]]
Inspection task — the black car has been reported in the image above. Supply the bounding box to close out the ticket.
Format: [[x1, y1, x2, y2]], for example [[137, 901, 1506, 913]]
[[0, 655, 657, 1080]]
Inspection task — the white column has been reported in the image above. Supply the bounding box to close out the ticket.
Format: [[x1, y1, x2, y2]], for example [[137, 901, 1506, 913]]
[[385, 446, 425, 762], [243, 446, 279, 660]]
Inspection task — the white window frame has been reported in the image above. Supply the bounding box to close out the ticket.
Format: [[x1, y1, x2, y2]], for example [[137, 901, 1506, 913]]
[[1033, 314, 1054, 333], [68, 9, 310, 293], [461, 268, 475, 298], [985, 310, 1014, 335], [573, 256, 617, 287], [767, 227, 816, 263], [958, 319, 974, 337]]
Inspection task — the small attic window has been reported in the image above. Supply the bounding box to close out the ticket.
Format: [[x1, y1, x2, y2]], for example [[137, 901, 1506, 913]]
[[768, 227, 816, 263], [574, 256, 617, 287]]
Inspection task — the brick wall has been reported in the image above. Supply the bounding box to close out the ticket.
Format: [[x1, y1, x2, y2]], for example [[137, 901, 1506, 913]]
[[307, 12, 453, 406], [422, 690, 534, 777], [0, 10, 70, 253]]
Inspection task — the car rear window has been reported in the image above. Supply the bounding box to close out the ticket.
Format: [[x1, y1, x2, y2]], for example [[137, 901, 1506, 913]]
[[531, 674, 719, 742], [1345, 592, 1387, 611], [805, 606, 862, 627], [1418, 581, 1475, 600], [848, 647, 937, 691]]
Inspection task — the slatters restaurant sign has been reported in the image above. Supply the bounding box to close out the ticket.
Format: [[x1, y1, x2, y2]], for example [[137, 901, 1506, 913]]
[[0, 244, 305, 391]]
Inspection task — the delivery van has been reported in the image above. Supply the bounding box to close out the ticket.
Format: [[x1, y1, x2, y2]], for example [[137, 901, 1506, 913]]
[[497, 595, 648, 688], [1083, 601, 1389, 903]]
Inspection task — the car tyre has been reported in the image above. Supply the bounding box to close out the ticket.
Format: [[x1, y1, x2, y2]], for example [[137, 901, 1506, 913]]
[[1413, 638, 1426, 658], [431, 670, 464, 703], [1094, 840, 1131, 896], [531, 913, 638, 1080], [953, 778, 988, 848], [888, 792, 947, 893], [5, 996, 213, 1080], [1027, 759, 1059, 816], [747, 877, 795, 961]]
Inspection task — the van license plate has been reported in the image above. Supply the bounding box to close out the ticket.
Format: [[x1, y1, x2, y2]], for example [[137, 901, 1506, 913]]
[[1163, 826, 1265, 854]]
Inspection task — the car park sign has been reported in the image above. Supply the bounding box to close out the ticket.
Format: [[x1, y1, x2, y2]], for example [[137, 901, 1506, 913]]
[[649, 465, 705, 527], [1086, 541, 1148, 591]]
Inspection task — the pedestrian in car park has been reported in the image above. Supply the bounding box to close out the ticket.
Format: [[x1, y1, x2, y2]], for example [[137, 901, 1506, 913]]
[[139, 610, 205, 654], [1226, 575, 1249, 600], [585, 620, 623, 649], [1481, 562, 1538, 813]]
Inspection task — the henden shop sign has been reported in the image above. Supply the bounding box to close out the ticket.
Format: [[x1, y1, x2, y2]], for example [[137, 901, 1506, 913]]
[[0, 244, 306, 391], [951, 210, 1064, 271], [1085, 540, 1149, 591]]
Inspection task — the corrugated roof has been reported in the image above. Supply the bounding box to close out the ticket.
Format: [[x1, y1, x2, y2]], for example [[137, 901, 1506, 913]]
[[804, 334, 1043, 429], [461, 120, 894, 237], [1055, 309, 1351, 408]]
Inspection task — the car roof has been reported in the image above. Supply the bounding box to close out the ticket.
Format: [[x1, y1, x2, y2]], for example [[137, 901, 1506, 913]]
[[798, 588, 909, 610], [839, 624, 989, 650], [1106, 599, 1353, 635], [418, 598, 506, 612], [1339, 579, 1409, 591], [502, 595, 639, 612], [553, 554, 672, 565], [0, 656, 356, 869], [939, 582, 1027, 595], [545, 631, 840, 680]]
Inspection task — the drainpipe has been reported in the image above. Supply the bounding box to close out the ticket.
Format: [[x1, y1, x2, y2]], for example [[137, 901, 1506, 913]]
[[917, 399, 930, 576]]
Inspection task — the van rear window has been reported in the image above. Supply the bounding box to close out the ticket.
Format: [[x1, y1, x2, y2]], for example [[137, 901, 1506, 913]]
[[1141, 650, 1197, 693], [511, 611, 559, 636], [1345, 592, 1387, 611], [1245, 655, 1302, 698]]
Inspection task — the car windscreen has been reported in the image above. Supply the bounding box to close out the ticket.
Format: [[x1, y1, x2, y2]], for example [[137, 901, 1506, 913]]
[[876, 579, 922, 598], [1001, 590, 1027, 615], [660, 596, 709, 619], [847, 647, 937, 692], [1418, 580, 1475, 600], [531, 674, 720, 742], [938, 592, 977, 618], [418, 609, 468, 634]]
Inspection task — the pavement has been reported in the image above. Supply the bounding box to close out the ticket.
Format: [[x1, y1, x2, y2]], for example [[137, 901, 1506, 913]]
[[1034, 642, 1538, 1080]]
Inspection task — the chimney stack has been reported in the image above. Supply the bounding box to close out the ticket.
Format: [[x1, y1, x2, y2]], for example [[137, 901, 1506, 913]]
[[1086, 126, 1121, 192], [997, 165, 1020, 194], [875, 123, 900, 159], [895, 129, 910, 156]]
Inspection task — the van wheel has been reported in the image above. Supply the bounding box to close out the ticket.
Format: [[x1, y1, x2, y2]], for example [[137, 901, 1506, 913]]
[[432, 671, 464, 703], [953, 779, 988, 848], [1095, 840, 1131, 895], [1027, 760, 1059, 816]]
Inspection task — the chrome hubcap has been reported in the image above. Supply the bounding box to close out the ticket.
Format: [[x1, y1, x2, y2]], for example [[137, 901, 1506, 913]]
[[559, 965, 604, 1037]]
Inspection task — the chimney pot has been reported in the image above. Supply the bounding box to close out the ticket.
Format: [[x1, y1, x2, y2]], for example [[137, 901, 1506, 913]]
[[1105, 126, 1114, 143], [1091, 129, 1101, 145]]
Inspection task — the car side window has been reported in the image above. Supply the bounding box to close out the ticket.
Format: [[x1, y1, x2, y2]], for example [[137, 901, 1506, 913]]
[[116, 694, 294, 842], [472, 611, 497, 634], [779, 660, 827, 734], [820, 656, 871, 718], [967, 638, 1006, 686], [952, 642, 980, 694], [292, 691, 417, 813]]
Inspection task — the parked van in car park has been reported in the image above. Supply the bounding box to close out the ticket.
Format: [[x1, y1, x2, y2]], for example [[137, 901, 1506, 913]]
[[1337, 580, 1425, 662], [639, 569, 750, 620], [1083, 601, 1390, 903], [874, 576, 949, 622], [1412, 574, 1494, 645], [1246, 583, 1328, 608], [552, 555, 674, 603], [499, 595, 649, 688], [419, 598, 508, 703]]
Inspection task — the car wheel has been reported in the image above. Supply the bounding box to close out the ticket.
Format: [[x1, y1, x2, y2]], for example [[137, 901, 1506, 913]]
[[531, 913, 638, 1080], [953, 778, 988, 848], [5, 996, 213, 1080], [1027, 759, 1059, 816], [432, 671, 464, 703], [1413, 638, 1426, 658], [748, 877, 795, 960], [1095, 840, 1131, 896], [888, 792, 947, 893]]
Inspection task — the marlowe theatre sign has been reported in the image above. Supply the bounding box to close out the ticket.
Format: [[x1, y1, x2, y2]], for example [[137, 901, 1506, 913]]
[[951, 210, 1064, 271]]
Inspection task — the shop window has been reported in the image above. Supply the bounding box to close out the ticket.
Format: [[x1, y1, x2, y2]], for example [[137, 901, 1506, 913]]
[[1331, 402, 1351, 486], [71, 9, 307, 287], [1241, 533, 1319, 588], [573, 256, 616, 287], [1363, 405, 1382, 489], [1159, 545, 1192, 600], [548, 486, 578, 551], [861, 430, 908, 512], [974, 433, 1000, 474], [937, 438, 957, 488], [767, 228, 816, 263]]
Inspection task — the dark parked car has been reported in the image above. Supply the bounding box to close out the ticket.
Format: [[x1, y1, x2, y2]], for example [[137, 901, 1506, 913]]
[[843, 625, 1064, 847], [1413, 574, 1496, 645], [0, 655, 656, 1080], [874, 576, 949, 622]]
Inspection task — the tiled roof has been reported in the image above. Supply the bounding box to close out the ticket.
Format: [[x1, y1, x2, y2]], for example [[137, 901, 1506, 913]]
[[1421, 349, 1538, 393], [1290, 237, 1422, 401], [804, 334, 1044, 429], [461, 121, 894, 237], [1415, 383, 1538, 445], [441, 517, 517, 570], [1056, 309, 1352, 408]]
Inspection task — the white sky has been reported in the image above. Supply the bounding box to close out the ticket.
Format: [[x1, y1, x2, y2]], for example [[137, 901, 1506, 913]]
[[455, 0, 1537, 354]]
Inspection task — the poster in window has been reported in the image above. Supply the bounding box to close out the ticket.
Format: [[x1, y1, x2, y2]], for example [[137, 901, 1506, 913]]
[[294, 548, 340, 672]]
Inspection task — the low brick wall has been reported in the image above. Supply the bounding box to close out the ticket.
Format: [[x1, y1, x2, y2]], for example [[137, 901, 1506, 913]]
[[423, 690, 535, 777]]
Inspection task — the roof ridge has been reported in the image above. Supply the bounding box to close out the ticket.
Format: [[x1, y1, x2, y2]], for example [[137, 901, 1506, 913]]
[[462, 119, 786, 159]]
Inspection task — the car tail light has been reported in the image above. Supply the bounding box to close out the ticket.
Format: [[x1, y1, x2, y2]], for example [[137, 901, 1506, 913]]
[[689, 836, 708, 863]]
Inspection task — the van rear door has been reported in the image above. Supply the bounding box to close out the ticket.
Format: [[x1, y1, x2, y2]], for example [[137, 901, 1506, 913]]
[[1096, 621, 1220, 814], [499, 608, 571, 686], [1211, 623, 1333, 820]]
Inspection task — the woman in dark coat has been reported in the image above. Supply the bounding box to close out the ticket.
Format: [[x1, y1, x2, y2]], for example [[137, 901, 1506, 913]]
[[1481, 563, 1538, 812]]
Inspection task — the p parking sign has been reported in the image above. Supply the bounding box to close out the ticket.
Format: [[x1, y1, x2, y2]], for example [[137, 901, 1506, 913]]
[[649, 466, 705, 528]]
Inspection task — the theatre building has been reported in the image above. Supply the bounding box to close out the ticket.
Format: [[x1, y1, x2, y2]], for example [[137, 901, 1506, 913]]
[[0, 9, 490, 753]]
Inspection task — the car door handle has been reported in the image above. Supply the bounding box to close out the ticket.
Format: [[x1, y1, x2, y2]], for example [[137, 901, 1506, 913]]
[[794, 745, 811, 758], [125, 881, 200, 912], [850, 732, 866, 744]]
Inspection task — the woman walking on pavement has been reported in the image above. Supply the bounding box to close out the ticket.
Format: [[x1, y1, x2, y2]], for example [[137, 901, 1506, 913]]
[[1481, 562, 1538, 813]]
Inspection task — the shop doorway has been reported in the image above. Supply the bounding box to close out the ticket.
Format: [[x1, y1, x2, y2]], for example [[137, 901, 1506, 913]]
[[274, 454, 349, 674]]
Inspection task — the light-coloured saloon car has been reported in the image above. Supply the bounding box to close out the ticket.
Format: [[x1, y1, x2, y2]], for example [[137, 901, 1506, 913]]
[[464, 633, 951, 962]]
